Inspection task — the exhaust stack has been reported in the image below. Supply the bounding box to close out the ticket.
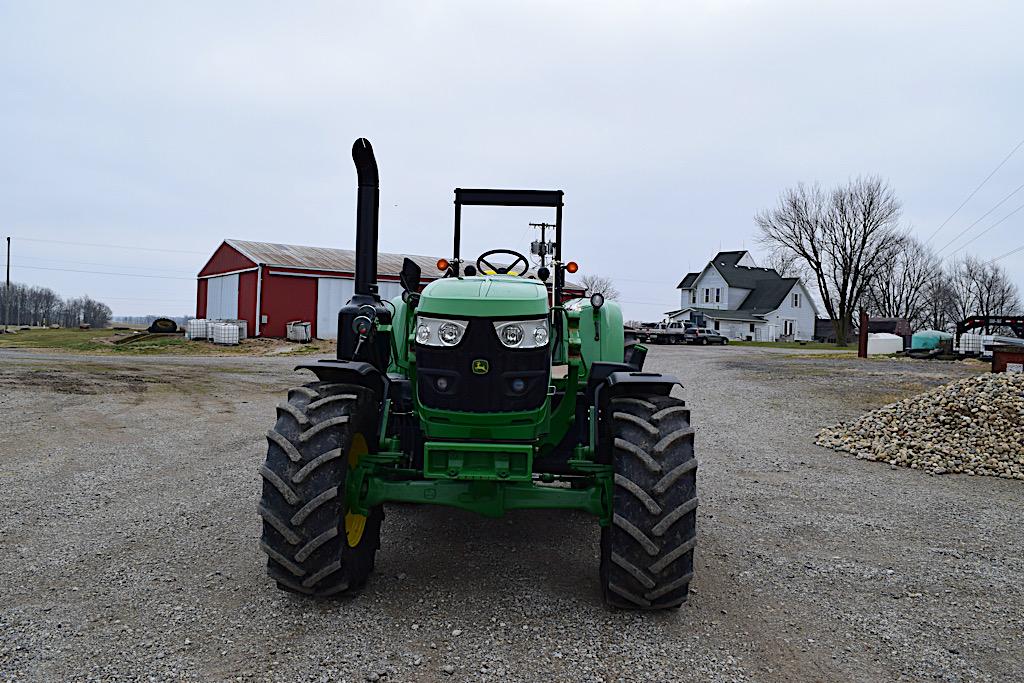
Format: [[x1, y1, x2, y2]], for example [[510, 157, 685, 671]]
[[352, 138, 379, 296]]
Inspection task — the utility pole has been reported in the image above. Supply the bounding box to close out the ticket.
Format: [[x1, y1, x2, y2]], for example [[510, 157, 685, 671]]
[[4, 237, 9, 334], [529, 222, 556, 267]]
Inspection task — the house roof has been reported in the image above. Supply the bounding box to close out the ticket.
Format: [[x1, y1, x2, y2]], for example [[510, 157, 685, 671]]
[[714, 263, 783, 290], [710, 251, 748, 268], [676, 272, 699, 289], [737, 276, 800, 313], [674, 248, 811, 315]]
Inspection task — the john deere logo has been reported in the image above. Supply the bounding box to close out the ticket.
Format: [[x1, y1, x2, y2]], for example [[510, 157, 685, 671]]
[[472, 359, 489, 375]]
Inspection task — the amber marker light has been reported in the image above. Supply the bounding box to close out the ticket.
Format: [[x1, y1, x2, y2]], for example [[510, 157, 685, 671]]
[[436, 258, 450, 271], [566, 261, 579, 273]]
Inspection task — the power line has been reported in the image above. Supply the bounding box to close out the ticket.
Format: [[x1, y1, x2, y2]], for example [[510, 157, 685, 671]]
[[11, 264, 194, 280], [936, 181, 1024, 254], [924, 135, 1024, 245], [988, 242, 1024, 264], [945, 201, 1024, 258], [95, 295, 194, 302], [14, 253, 196, 275], [10, 236, 207, 255]]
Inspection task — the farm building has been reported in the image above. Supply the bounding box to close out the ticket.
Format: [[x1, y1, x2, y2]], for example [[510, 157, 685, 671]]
[[197, 239, 584, 339], [666, 250, 819, 341]]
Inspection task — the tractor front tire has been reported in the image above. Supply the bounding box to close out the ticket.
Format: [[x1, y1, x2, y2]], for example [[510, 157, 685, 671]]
[[258, 382, 383, 597], [600, 393, 697, 609]]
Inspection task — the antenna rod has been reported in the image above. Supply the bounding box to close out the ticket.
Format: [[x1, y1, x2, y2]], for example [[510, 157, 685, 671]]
[[4, 237, 9, 333]]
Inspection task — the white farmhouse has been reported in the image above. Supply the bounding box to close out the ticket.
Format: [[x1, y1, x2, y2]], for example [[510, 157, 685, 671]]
[[666, 250, 818, 341]]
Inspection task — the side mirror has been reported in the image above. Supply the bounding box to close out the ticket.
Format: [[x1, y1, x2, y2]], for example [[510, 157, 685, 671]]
[[400, 258, 421, 293]]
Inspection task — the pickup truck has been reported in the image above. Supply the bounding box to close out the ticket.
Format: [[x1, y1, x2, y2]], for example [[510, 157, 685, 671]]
[[628, 321, 690, 344]]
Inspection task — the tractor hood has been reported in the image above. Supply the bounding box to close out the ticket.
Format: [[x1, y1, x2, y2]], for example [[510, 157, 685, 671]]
[[417, 275, 549, 318]]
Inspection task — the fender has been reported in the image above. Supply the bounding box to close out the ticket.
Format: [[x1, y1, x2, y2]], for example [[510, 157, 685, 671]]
[[590, 370, 684, 464], [603, 370, 680, 398], [294, 359, 385, 397]]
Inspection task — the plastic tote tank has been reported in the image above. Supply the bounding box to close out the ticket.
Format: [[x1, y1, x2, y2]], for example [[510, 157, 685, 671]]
[[286, 321, 312, 343], [211, 322, 240, 345], [911, 329, 952, 350], [186, 319, 208, 340], [867, 333, 904, 355]]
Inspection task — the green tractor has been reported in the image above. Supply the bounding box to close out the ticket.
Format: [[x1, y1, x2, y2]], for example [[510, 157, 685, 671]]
[[258, 138, 697, 609]]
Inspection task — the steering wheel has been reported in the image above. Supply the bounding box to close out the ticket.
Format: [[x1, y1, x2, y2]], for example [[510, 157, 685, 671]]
[[476, 249, 530, 277]]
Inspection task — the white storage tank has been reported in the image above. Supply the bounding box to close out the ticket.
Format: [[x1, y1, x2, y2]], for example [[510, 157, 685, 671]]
[[957, 332, 985, 355], [186, 319, 208, 340], [211, 322, 240, 345], [867, 332, 904, 355], [221, 319, 248, 340], [286, 321, 312, 343]]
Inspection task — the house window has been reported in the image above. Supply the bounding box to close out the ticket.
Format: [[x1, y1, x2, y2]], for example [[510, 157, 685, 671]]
[[714, 320, 720, 331], [704, 288, 710, 303], [792, 292, 800, 307], [691, 290, 696, 304], [784, 320, 794, 336], [749, 323, 755, 333], [715, 288, 721, 303]]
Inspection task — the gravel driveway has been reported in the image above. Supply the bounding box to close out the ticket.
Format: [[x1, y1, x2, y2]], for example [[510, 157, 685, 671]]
[[0, 347, 1021, 682]]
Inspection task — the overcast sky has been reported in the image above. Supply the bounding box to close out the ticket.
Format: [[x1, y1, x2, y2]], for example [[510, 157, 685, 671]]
[[2, 1, 1022, 320]]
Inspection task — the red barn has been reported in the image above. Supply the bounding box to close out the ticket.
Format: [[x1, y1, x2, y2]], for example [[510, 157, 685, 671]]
[[197, 239, 584, 339]]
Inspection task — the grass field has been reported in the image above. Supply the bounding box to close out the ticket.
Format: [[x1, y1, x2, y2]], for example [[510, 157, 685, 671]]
[[0, 327, 328, 356]]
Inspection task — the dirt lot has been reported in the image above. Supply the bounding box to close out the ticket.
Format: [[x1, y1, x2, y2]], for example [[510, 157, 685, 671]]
[[0, 346, 1021, 682]]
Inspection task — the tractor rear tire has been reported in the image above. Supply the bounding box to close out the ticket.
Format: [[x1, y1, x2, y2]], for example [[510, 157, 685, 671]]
[[258, 382, 383, 597], [600, 393, 697, 609]]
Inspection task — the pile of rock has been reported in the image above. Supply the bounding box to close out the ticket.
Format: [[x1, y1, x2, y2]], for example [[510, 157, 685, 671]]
[[816, 372, 1024, 480]]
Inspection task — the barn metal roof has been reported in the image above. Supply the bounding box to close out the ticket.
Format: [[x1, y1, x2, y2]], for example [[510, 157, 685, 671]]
[[225, 239, 441, 277], [221, 239, 582, 289]]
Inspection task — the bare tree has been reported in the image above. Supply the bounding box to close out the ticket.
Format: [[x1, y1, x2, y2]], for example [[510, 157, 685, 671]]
[[762, 248, 809, 280], [756, 176, 903, 346], [579, 274, 620, 300], [0, 281, 112, 328], [866, 234, 943, 329], [920, 273, 956, 331], [949, 255, 1022, 333]]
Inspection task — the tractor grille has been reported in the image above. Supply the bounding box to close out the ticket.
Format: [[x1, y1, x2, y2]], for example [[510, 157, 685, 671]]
[[416, 318, 550, 413]]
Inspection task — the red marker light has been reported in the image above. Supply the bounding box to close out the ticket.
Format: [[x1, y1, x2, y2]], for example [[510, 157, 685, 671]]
[[566, 261, 579, 273]]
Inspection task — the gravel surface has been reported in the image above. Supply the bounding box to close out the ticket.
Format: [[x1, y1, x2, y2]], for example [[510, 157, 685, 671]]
[[1, 348, 1022, 682], [817, 372, 1024, 479]]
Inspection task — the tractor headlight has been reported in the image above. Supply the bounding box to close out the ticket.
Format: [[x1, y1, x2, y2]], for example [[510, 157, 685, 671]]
[[438, 322, 461, 345], [501, 324, 524, 346], [415, 316, 468, 347], [493, 319, 549, 349]]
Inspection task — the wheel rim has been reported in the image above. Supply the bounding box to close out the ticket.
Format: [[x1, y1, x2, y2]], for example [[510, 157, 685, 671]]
[[344, 433, 369, 547]]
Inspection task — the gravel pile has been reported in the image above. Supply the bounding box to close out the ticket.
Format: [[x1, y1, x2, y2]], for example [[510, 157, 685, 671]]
[[816, 372, 1024, 479]]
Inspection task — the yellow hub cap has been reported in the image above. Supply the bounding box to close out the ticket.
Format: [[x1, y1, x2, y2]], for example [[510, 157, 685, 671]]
[[344, 433, 369, 547]]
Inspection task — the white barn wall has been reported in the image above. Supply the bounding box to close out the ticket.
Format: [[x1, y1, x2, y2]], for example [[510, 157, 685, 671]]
[[205, 273, 239, 320]]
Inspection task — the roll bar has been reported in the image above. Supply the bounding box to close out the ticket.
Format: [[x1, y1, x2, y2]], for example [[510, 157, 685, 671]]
[[452, 188, 565, 301]]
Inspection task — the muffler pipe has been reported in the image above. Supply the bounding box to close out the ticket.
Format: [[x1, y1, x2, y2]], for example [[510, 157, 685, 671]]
[[352, 138, 379, 296]]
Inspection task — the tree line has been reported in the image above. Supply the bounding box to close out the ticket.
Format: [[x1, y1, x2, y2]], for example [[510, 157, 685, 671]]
[[0, 281, 112, 328], [757, 176, 1021, 344]]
